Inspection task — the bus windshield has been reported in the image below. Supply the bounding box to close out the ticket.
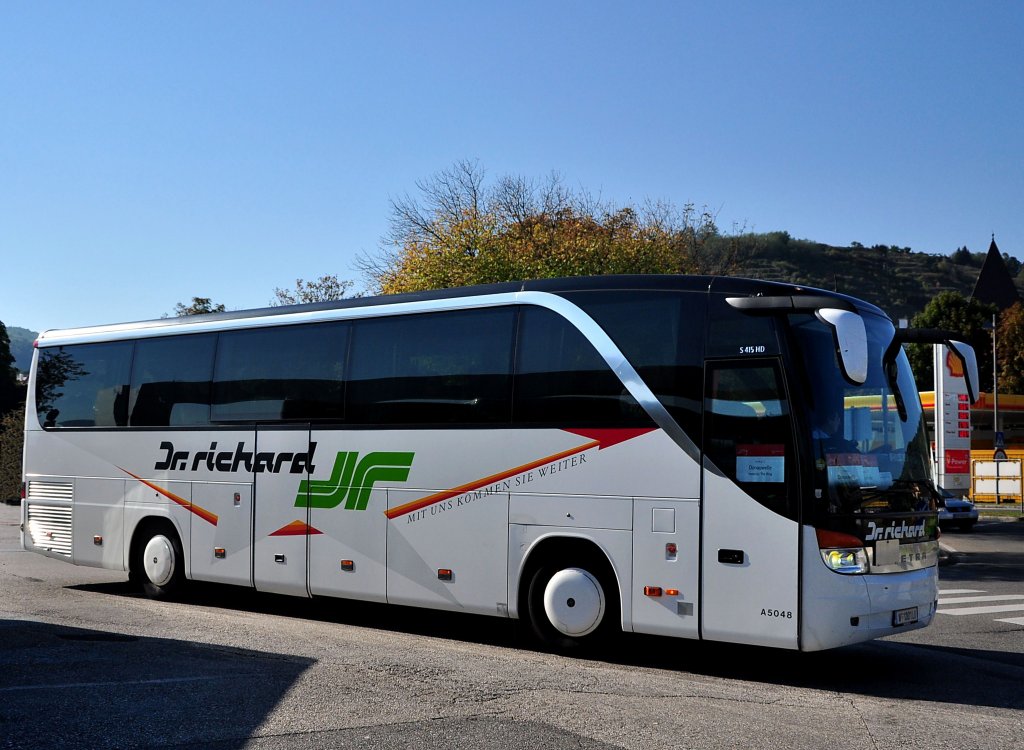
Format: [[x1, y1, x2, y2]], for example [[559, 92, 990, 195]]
[[790, 312, 934, 519]]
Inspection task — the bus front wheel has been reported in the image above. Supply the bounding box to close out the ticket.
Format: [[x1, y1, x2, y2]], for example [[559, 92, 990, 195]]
[[526, 556, 618, 651], [130, 524, 184, 599]]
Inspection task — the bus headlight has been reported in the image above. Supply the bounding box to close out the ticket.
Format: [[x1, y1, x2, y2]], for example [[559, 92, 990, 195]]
[[816, 529, 869, 575], [820, 547, 869, 574]]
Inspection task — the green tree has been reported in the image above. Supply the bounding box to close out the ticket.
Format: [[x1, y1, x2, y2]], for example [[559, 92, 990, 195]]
[[271, 275, 355, 306], [1002, 253, 1022, 278], [995, 302, 1024, 394], [358, 160, 747, 294], [906, 291, 996, 392], [950, 246, 973, 265], [0, 322, 15, 385], [171, 297, 226, 316], [0, 404, 24, 502], [0, 321, 19, 418]]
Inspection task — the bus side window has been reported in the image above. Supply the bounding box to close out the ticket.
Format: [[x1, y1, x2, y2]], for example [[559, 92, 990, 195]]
[[346, 308, 515, 425], [513, 306, 651, 427], [564, 290, 704, 438], [35, 342, 133, 428], [129, 334, 216, 427], [703, 361, 796, 518], [213, 323, 348, 423]]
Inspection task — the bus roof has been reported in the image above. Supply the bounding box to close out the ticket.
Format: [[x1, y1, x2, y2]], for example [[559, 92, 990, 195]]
[[36, 274, 888, 345]]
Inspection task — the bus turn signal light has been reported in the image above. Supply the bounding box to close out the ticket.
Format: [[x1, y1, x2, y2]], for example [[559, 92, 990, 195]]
[[665, 588, 679, 596], [644, 586, 663, 597]]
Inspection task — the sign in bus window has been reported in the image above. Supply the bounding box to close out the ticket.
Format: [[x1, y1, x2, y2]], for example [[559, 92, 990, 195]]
[[736, 444, 785, 483]]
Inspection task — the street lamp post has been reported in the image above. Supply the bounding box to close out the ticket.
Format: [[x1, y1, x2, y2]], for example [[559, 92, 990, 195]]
[[993, 312, 999, 447], [989, 313, 1005, 504]]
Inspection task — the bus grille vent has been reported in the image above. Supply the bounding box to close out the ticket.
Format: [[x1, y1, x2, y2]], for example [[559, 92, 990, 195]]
[[27, 480, 73, 501], [26, 504, 73, 557]]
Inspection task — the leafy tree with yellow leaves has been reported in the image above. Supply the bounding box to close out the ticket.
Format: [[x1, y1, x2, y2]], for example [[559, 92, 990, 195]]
[[359, 161, 747, 294], [996, 302, 1024, 395]]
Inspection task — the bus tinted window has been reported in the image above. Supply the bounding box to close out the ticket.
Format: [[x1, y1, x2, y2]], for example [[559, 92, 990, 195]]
[[347, 309, 514, 424], [514, 306, 649, 426], [129, 335, 216, 426], [703, 361, 796, 517], [36, 343, 133, 428], [213, 323, 348, 422], [564, 290, 704, 436]]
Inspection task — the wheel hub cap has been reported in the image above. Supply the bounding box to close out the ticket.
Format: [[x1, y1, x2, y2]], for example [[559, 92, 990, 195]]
[[543, 567, 605, 636], [143, 536, 175, 587]]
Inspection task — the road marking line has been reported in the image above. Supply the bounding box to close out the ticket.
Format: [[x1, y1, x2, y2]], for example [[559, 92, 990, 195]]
[[938, 594, 1024, 605], [937, 603, 1024, 616], [938, 588, 984, 595], [995, 617, 1024, 626]]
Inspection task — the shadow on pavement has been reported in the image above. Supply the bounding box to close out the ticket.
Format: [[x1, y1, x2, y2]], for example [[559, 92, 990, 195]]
[[70, 577, 1024, 714], [0, 618, 315, 750]]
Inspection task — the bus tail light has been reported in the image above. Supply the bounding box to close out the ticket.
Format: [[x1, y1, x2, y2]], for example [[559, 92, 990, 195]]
[[816, 528, 869, 575]]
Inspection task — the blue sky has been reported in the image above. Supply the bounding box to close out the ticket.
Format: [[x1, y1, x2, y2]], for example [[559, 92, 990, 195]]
[[3, 2, 1022, 333]]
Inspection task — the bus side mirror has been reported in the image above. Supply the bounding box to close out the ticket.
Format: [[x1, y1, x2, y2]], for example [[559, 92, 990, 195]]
[[816, 308, 868, 385], [947, 340, 979, 403]]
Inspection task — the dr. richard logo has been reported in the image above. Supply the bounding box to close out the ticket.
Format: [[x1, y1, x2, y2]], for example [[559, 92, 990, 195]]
[[154, 440, 317, 474]]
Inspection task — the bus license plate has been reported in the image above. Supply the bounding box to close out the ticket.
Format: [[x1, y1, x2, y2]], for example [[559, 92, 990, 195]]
[[893, 606, 919, 626]]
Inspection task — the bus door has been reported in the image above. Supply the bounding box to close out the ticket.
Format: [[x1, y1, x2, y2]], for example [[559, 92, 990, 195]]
[[700, 359, 801, 649], [253, 424, 314, 597]]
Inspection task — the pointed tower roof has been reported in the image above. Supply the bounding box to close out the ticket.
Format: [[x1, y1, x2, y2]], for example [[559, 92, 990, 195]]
[[971, 236, 1020, 311]]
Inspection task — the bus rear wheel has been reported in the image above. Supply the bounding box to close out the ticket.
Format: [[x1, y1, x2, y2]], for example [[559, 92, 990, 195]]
[[131, 524, 184, 599], [526, 556, 618, 651]]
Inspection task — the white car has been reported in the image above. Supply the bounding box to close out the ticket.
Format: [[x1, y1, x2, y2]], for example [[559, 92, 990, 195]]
[[938, 487, 979, 531]]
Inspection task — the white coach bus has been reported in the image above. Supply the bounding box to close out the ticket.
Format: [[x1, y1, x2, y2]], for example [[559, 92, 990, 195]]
[[21, 275, 979, 652]]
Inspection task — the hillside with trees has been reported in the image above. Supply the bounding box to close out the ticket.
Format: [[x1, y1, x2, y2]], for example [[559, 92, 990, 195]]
[[7, 326, 37, 375], [730, 233, 1023, 324]]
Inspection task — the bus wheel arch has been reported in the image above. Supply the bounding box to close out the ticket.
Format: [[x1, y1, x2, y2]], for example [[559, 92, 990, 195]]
[[129, 517, 185, 599], [518, 536, 622, 651]]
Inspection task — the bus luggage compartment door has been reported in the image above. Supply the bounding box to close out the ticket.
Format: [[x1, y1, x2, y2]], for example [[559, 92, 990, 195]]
[[631, 498, 700, 638], [252, 426, 313, 597], [190, 483, 253, 587], [307, 430, 389, 604]]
